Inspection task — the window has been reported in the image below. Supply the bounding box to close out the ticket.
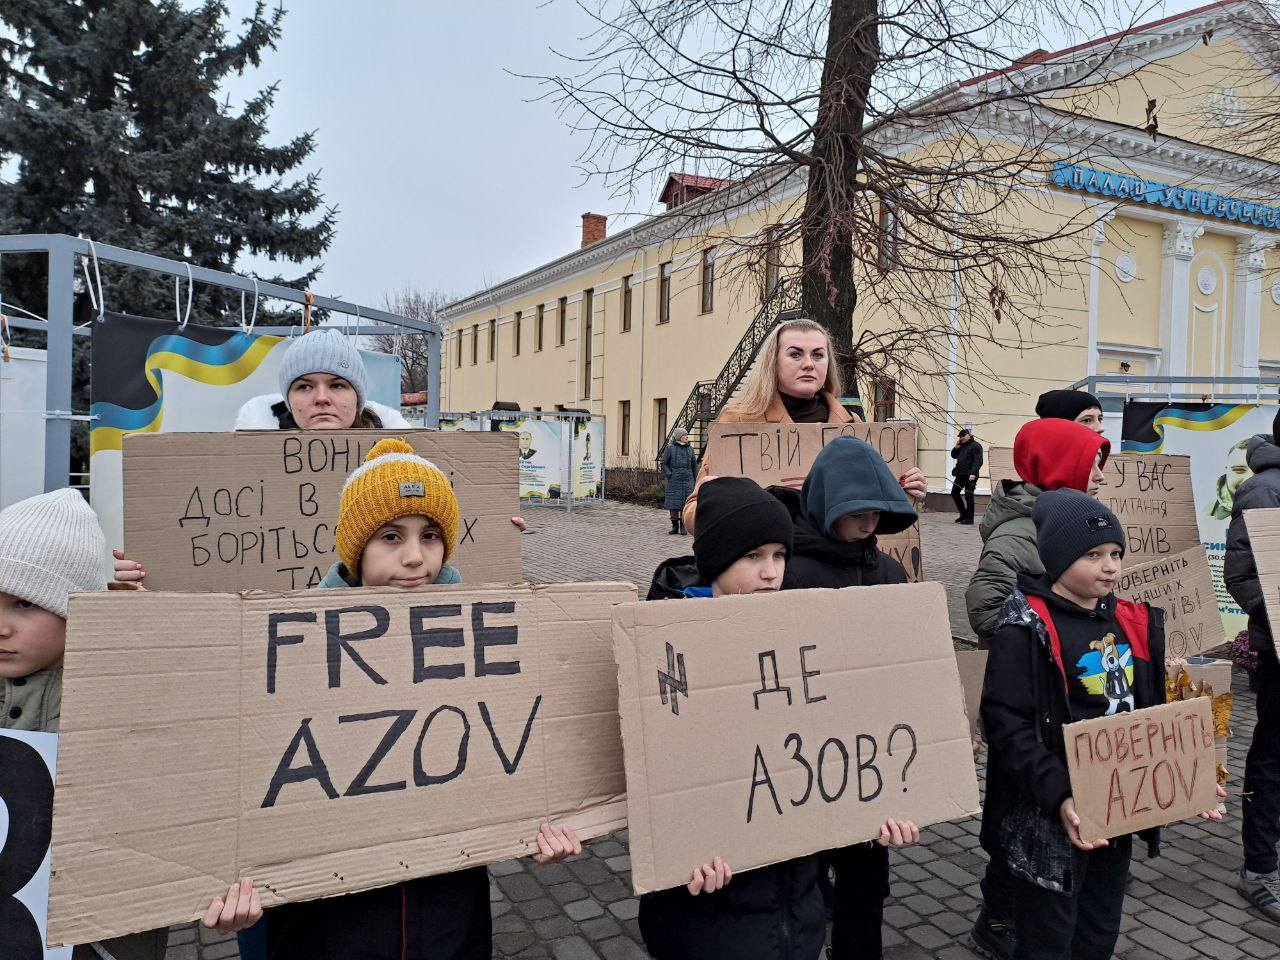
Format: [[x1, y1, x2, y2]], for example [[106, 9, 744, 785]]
[[658, 262, 672, 324], [700, 248, 716, 313], [455, 331, 462, 368], [621, 275, 633, 332], [872, 379, 896, 421], [763, 225, 782, 300], [487, 319, 496, 361], [877, 202, 900, 271], [619, 401, 631, 457], [654, 398, 668, 454], [557, 296, 568, 346], [581, 288, 594, 400], [470, 324, 479, 365], [513, 311, 522, 356], [535, 304, 545, 351]]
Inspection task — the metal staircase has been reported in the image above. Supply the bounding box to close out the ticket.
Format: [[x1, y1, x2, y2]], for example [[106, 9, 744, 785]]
[[665, 277, 803, 456]]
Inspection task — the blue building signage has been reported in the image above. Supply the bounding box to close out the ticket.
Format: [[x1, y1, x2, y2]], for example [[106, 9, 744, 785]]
[[1052, 161, 1280, 230]]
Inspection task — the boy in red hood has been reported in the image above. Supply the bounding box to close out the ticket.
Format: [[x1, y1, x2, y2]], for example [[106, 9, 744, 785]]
[[964, 419, 1109, 960]]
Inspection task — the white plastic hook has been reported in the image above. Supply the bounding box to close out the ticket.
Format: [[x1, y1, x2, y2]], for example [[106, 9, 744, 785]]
[[175, 262, 194, 329], [240, 278, 260, 335], [82, 239, 105, 322]]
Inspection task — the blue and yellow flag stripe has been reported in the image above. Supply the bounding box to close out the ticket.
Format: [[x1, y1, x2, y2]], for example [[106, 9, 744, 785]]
[[1120, 403, 1256, 454]]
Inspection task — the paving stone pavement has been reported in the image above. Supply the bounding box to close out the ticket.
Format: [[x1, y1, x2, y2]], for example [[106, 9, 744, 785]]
[[166, 503, 1266, 959]]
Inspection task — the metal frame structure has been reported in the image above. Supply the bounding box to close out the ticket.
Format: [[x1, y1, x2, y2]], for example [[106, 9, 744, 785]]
[[0, 233, 442, 490], [1070, 374, 1280, 403]]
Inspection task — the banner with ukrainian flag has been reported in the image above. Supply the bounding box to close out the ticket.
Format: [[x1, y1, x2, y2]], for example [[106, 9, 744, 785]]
[[1122, 400, 1280, 643], [89, 311, 401, 553]]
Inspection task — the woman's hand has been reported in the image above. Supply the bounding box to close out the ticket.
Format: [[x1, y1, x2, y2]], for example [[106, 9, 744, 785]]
[[202, 879, 262, 934], [898, 467, 928, 504], [511, 516, 528, 533], [112, 549, 146, 584], [1198, 784, 1228, 821], [1059, 797, 1108, 851], [533, 823, 582, 865], [688, 857, 732, 895], [876, 819, 920, 847]]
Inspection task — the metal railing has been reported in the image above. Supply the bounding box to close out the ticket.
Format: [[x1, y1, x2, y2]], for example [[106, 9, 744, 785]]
[[1070, 374, 1280, 403]]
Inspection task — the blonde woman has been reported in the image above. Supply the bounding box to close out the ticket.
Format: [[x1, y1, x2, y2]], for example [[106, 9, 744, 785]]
[[682, 318, 927, 532]]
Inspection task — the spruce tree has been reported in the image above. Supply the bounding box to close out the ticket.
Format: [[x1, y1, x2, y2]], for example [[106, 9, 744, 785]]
[[0, 1, 336, 467]]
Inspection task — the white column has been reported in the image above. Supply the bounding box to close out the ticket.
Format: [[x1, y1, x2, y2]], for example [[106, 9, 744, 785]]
[[1086, 211, 1116, 378], [1159, 221, 1203, 378], [1232, 235, 1273, 379]]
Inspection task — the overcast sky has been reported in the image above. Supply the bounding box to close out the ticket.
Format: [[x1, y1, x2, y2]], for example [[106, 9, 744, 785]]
[[222, 0, 1204, 312]]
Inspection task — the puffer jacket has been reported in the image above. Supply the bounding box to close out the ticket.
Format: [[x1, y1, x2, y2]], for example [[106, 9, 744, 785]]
[[265, 558, 489, 960], [660, 441, 698, 509], [951, 440, 984, 480], [1225, 434, 1280, 652], [636, 575, 826, 960], [965, 480, 1044, 647], [980, 575, 1165, 861]]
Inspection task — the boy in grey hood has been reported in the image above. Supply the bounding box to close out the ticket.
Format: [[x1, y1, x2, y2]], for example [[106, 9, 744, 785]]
[[1225, 414, 1280, 922]]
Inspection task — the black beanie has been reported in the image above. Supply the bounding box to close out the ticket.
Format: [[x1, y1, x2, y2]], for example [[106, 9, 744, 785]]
[[1032, 489, 1125, 582], [693, 477, 794, 586], [1035, 389, 1102, 422]]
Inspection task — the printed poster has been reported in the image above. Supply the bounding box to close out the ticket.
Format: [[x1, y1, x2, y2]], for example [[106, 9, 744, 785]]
[[89, 311, 402, 561], [498, 418, 566, 500], [1121, 401, 1280, 643], [571, 419, 604, 499]]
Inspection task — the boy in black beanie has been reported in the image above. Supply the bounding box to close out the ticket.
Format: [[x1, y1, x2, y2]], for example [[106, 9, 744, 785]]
[[981, 490, 1222, 959], [639, 476, 828, 960]]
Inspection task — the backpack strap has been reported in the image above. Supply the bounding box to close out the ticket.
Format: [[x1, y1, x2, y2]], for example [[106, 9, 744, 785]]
[[1025, 593, 1069, 696]]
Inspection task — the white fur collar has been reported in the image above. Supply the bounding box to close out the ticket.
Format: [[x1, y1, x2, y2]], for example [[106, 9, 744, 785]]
[[233, 393, 412, 430]]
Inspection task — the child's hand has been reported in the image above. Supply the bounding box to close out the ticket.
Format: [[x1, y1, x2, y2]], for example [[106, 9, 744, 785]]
[[511, 516, 528, 532], [112, 549, 145, 584], [202, 879, 262, 934], [876, 819, 920, 847], [1198, 784, 1228, 821], [898, 467, 928, 504], [533, 823, 581, 865], [687, 857, 732, 895], [1059, 797, 1108, 851]]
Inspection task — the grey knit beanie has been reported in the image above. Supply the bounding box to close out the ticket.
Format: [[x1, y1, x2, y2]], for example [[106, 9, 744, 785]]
[[1032, 489, 1125, 582], [0, 489, 107, 617], [278, 328, 368, 414]]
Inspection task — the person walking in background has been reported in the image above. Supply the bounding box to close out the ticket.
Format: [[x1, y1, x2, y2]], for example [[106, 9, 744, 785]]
[[660, 427, 697, 535], [951, 428, 984, 525], [1225, 412, 1280, 922]]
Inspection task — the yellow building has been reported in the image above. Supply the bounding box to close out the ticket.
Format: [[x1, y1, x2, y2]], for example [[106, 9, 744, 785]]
[[440, 0, 1280, 491]]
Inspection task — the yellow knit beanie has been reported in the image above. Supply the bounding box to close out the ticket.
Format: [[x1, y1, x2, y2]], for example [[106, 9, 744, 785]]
[[336, 438, 460, 572]]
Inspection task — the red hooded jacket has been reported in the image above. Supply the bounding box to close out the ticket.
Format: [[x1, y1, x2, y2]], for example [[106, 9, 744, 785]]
[[1013, 419, 1111, 492]]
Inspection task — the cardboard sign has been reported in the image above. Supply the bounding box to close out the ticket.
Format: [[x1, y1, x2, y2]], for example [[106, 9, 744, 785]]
[[0, 730, 71, 960], [123, 430, 522, 591], [955, 650, 989, 739], [613, 583, 980, 893], [1064, 698, 1217, 843], [988, 447, 1198, 564], [1115, 548, 1226, 656], [705, 422, 923, 581], [1246, 508, 1280, 654], [48, 582, 635, 945]]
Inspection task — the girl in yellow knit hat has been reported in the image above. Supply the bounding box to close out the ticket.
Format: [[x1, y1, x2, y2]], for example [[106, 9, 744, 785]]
[[207, 438, 580, 960]]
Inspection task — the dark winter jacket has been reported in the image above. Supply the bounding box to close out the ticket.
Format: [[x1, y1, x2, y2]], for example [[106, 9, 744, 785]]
[[979, 574, 1165, 859], [951, 439, 984, 480], [266, 559, 489, 960], [1225, 434, 1280, 652], [660, 441, 698, 509], [637, 561, 826, 960], [772, 487, 909, 590], [965, 480, 1044, 647]]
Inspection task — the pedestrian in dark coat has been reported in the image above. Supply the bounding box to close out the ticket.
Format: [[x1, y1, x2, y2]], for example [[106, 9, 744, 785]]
[[1225, 414, 1280, 921], [660, 428, 697, 534], [771, 437, 920, 960], [951, 428, 984, 524], [639, 477, 827, 960]]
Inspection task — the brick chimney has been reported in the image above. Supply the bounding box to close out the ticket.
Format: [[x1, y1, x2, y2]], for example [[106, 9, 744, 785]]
[[581, 212, 607, 247]]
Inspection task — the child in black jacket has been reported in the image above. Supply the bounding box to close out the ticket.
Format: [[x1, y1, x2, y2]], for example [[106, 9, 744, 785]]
[[639, 476, 826, 960], [772, 436, 921, 960], [981, 490, 1222, 960]]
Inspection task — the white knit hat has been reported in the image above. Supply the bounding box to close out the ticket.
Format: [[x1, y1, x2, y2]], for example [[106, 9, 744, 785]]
[[278, 328, 368, 414], [0, 489, 107, 617]]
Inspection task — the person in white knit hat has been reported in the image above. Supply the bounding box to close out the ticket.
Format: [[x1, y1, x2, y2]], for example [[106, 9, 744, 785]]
[[0, 488, 170, 960]]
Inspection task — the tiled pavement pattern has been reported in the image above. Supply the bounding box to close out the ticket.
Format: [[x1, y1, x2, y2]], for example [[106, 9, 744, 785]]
[[167, 505, 1271, 959]]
